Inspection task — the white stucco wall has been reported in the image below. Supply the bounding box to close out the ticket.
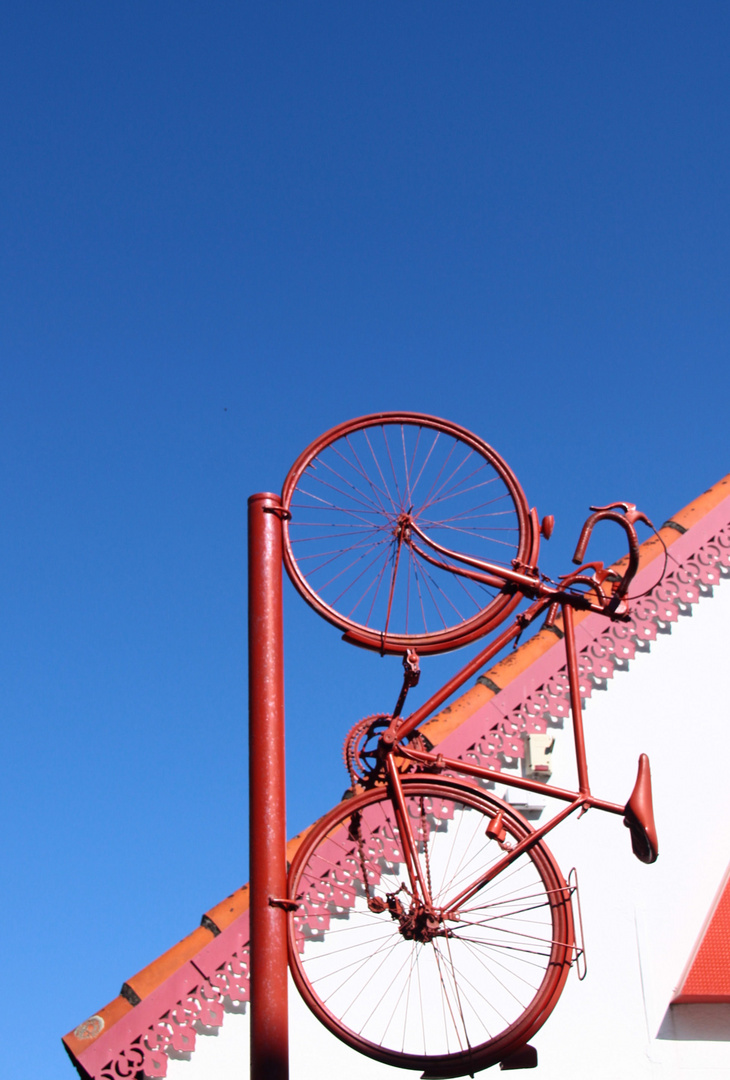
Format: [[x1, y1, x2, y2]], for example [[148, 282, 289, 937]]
[[166, 574, 730, 1080], [530, 572, 730, 1078]]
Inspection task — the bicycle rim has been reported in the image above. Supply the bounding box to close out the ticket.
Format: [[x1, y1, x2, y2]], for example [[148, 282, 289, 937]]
[[287, 777, 573, 1076], [282, 413, 532, 654]]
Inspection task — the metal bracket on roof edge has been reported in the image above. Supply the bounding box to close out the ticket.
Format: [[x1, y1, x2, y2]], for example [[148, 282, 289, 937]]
[[120, 982, 142, 1007], [477, 675, 502, 693]]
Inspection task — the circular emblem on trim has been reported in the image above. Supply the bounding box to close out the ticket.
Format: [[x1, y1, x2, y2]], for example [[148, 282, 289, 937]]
[[74, 1015, 104, 1040]]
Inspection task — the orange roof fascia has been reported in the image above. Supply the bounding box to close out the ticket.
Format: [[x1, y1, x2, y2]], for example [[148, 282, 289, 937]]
[[63, 994, 135, 1064], [64, 471, 730, 1055]]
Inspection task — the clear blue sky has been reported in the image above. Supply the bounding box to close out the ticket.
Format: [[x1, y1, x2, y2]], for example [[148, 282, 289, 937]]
[[1, 4, 728, 1076]]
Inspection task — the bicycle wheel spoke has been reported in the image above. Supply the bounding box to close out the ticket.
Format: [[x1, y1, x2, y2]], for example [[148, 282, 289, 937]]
[[410, 545, 429, 634], [408, 427, 442, 505], [313, 455, 390, 515], [341, 435, 393, 515], [296, 476, 390, 523], [289, 779, 572, 1071], [364, 545, 395, 628], [411, 549, 469, 625], [309, 537, 390, 595], [424, 471, 504, 512], [450, 564, 496, 612], [437, 936, 529, 1021], [338, 549, 400, 622], [295, 540, 382, 563], [363, 429, 398, 513], [300, 534, 391, 576], [430, 800, 491, 899], [417, 438, 459, 516], [293, 495, 388, 535], [452, 935, 557, 966], [430, 935, 470, 1055], [283, 413, 530, 651], [411, 552, 451, 630], [420, 493, 520, 523], [381, 424, 405, 509], [449, 933, 546, 997], [401, 423, 420, 509], [418, 449, 481, 515], [357, 944, 418, 1037]]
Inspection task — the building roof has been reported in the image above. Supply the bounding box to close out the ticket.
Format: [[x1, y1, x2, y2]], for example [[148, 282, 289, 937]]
[[673, 863, 730, 1005], [64, 474, 730, 1079]]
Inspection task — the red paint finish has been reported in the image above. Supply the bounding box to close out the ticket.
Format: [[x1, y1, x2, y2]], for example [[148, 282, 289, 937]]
[[248, 493, 288, 1080], [562, 603, 591, 796], [674, 865, 730, 1003]]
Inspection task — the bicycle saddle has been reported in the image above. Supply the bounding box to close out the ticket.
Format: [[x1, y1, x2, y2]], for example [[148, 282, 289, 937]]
[[623, 753, 659, 864]]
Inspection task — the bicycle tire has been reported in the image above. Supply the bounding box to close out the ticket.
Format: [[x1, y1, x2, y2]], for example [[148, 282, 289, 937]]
[[287, 776, 573, 1077], [282, 413, 532, 654]]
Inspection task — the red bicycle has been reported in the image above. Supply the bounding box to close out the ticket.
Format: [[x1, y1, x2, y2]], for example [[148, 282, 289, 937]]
[[281, 413, 659, 1078]]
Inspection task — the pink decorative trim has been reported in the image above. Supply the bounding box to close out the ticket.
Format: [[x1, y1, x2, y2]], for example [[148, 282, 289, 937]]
[[76, 497, 730, 1079], [438, 506, 730, 769], [76, 918, 251, 1080], [291, 795, 454, 954], [102, 953, 249, 1079]]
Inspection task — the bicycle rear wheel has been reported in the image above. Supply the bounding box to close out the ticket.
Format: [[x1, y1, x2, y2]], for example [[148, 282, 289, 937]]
[[287, 776, 573, 1077], [282, 413, 532, 654]]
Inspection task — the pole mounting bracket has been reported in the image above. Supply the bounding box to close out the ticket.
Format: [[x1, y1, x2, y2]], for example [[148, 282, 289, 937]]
[[268, 896, 299, 912]]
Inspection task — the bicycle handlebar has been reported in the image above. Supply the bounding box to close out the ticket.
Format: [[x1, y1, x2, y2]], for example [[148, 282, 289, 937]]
[[572, 503, 652, 601]]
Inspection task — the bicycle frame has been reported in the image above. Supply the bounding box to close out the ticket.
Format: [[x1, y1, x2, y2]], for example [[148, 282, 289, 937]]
[[365, 505, 659, 914], [281, 418, 661, 1075]]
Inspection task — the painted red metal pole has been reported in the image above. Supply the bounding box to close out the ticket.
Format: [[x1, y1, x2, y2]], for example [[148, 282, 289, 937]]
[[248, 493, 288, 1080]]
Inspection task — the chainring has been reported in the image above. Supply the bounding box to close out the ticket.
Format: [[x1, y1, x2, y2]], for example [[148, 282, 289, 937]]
[[343, 714, 431, 785]]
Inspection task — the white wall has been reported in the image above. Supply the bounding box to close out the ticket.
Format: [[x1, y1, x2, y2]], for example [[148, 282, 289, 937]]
[[166, 576, 730, 1080], [531, 575, 730, 1078]]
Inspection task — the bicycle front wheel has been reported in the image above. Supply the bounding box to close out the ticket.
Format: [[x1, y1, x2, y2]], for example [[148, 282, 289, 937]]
[[282, 413, 532, 654], [288, 777, 573, 1077]]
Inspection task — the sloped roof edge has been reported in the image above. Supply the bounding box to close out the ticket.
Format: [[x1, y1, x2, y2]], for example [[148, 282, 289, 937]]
[[672, 862, 730, 1004], [64, 473, 730, 1076]]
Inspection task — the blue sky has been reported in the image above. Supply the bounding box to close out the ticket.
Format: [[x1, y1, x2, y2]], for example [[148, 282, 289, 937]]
[[2, 4, 729, 1076]]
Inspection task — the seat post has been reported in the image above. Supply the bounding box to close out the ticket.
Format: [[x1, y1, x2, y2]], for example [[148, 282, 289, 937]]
[[562, 604, 591, 797]]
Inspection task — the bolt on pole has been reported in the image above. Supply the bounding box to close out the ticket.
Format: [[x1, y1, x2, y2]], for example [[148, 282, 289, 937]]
[[248, 493, 288, 1080]]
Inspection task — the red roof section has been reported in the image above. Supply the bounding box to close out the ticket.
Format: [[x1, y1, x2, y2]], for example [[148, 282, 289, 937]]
[[673, 865, 730, 1004]]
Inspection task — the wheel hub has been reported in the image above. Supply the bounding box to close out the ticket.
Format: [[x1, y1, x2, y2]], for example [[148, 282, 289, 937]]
[[398, 901, 443, 943], [369, 891, 445, 944], [394, 512, 413, 544]]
